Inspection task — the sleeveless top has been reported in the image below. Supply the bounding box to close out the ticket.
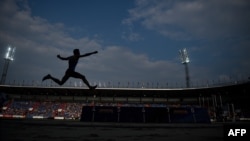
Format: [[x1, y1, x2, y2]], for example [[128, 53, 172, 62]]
[[68, 56, 79, 71]]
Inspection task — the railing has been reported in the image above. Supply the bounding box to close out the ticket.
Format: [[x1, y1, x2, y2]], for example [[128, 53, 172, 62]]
[[2, 78, 249, 89]]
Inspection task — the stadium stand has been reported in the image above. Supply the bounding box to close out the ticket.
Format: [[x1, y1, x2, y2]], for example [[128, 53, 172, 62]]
[[0, 100, 84, 120], [0, 81, 250, 123]]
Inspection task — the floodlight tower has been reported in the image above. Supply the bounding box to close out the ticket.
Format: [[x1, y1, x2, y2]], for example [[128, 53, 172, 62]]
[[1, 45, 15, 84], [179, 48, 190, 88]]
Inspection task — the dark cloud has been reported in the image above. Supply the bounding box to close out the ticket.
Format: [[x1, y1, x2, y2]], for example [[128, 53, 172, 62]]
[[123, 0, 250, 40], [0, 0, 185, 86]]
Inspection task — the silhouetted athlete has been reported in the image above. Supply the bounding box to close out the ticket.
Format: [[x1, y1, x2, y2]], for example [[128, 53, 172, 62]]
[[42, 49, 98, 90]]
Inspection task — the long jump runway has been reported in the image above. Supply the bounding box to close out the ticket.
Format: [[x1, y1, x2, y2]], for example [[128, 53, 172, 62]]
[[0, 119, 224, 141]]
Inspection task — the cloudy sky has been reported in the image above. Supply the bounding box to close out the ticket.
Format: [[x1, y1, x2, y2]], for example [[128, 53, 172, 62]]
[[0, 0, 250, 88]]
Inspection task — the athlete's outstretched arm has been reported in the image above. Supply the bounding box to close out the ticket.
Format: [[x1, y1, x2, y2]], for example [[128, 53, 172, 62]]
[[57, 54, 69, 60], [80, 51, 98, 58]]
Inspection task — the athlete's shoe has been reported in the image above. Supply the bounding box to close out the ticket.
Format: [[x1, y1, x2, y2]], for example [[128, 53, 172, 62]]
[[89, 85, 97, 90], [42, 74, 51, 81]]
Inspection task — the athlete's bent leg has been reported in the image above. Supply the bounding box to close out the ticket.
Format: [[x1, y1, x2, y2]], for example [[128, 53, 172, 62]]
[[59, 75, 70, 86], [72, 72, 97, 89]]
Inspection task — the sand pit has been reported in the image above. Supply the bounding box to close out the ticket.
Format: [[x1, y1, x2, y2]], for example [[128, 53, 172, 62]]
[[1, 119, 223, 141]]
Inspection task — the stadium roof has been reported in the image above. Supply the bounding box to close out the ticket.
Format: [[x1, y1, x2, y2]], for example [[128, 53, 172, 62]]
[[0, 81, 249, 98]]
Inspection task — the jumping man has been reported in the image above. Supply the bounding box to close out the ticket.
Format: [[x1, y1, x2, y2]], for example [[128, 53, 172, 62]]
[[42, 49, 98, 90]]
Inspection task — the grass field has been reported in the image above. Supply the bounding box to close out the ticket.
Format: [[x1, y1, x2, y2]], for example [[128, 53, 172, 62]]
[[0, 119, 224, 141]]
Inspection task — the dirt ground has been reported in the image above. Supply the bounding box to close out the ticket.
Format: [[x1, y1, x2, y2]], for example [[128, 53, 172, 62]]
[[0, 119, 224, 141]]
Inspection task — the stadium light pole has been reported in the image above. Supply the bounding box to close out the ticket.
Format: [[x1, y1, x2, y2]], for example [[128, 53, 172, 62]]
[[179, 48, 190, 88], [1, 45, 15, 85]]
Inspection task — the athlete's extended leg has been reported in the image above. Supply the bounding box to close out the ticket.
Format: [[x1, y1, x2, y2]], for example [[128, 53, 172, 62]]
[[42, 74, 51, 81], [42, 74, 69, 86]]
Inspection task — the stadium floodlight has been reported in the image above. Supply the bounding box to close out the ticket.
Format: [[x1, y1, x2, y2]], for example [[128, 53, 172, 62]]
[[5, 46, 15, 61], [1, 45, 16, 84], [179, 48, 190, 88], [179, 48, 190, 64]]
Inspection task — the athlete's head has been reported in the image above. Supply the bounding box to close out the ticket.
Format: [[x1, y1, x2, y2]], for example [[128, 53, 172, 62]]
[[73, 49, 80, 56]]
